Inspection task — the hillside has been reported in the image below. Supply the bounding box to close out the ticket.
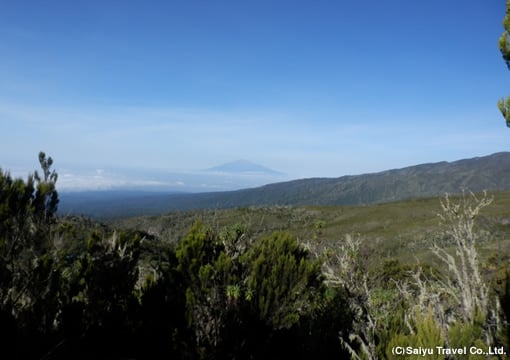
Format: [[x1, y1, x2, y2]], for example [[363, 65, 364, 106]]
[[109, 191, 510, 269], [60, 152, 510, 217]]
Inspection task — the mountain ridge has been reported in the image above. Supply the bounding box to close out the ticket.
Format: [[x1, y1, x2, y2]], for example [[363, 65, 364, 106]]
[[59, 152, 510, 217], [206, 159, 284, 175]]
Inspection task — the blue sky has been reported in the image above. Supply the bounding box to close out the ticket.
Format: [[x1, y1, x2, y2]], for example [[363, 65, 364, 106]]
[[1, 0, 509, 190]]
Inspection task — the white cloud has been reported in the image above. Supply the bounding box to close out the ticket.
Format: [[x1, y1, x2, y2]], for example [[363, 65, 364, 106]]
[[1, 100, 508, 184], [57, 169, 187, 191]]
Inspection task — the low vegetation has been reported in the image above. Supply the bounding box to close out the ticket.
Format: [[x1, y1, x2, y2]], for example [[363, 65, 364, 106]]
[[1, 154, 509, 359]]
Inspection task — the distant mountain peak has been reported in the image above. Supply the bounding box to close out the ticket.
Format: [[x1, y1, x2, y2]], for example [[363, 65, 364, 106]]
[[207, 159, 283, 175]]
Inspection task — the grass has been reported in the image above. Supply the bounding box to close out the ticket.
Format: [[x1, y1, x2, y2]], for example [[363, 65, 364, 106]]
[[107, 191, 510, 274]]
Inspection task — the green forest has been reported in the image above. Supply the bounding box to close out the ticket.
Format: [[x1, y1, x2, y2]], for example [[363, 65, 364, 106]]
[[1, 154, 510, 359]]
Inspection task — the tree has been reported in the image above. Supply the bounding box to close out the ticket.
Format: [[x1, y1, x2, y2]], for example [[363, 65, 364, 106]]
[[33, 151, 59, 225], [174, 223, 351, 359], [245, 231, 323, 330], [0, 151, 61, 358], [499, 0, 510, 127], [385, 192, 501, 358], [0, 151, 59, 315], [55, 229, 142, 358]]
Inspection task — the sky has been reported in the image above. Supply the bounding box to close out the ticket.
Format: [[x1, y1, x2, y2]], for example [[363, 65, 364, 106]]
[[1, 0, 509, 190]]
